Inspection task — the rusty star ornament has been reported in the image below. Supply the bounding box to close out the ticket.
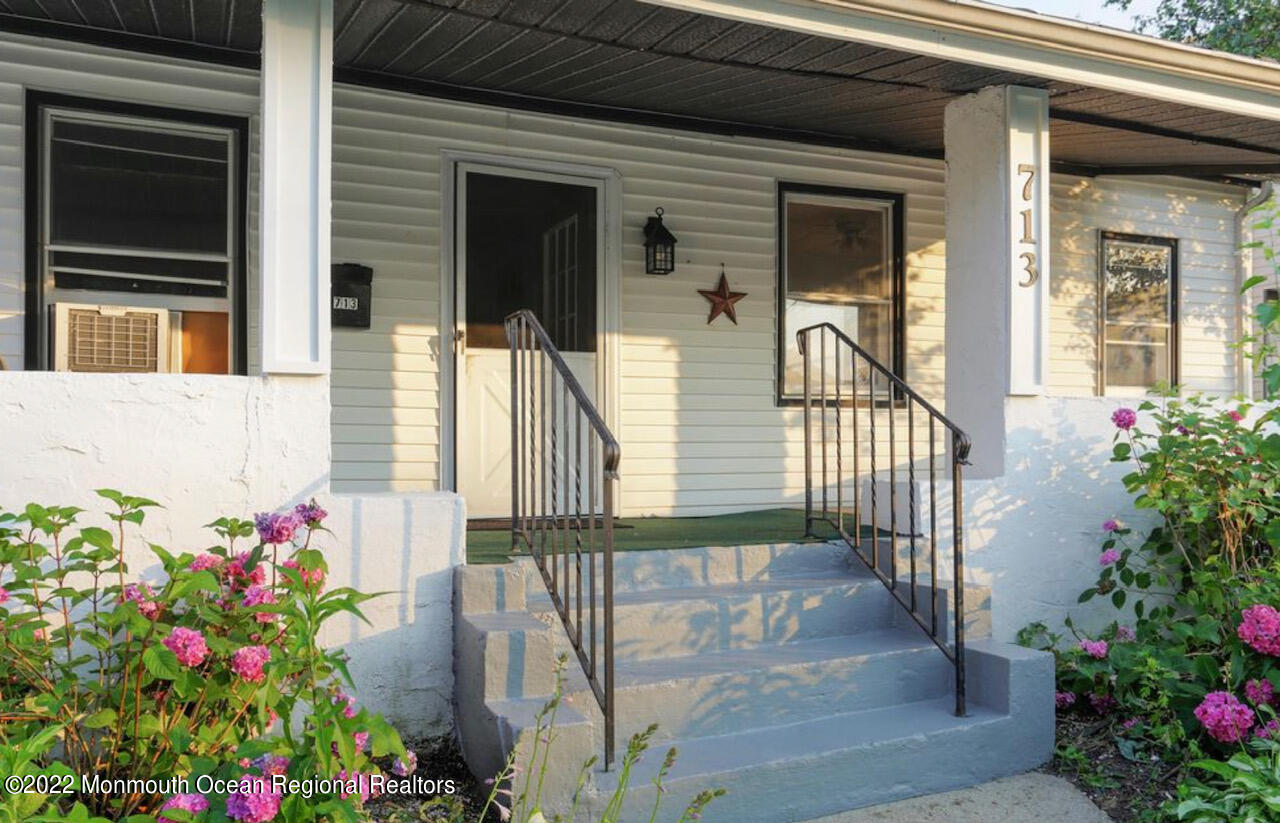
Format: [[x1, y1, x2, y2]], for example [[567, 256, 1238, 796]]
[[698, 272, 747, 325]]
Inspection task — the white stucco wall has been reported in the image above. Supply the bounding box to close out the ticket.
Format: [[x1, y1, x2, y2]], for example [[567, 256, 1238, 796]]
[[963, 395, 1160, 641]]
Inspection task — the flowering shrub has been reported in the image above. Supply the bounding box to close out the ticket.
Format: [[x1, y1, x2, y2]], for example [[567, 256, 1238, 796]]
[[1102, 394, 1280, 575], [0, 491, 406, 822]]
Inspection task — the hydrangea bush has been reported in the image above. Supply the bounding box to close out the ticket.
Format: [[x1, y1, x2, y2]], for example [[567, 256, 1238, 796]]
[[0, 491, 407, 822]]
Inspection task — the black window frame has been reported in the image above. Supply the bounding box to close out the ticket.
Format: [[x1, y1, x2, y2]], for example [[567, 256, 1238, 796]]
[[1097, 230, 1180, 395], [775, 181, 906, 406], [23, 90, 250, 374]]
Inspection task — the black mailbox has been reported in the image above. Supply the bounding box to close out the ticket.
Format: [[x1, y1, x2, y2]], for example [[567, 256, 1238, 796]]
[[331, 263, 372, 329]]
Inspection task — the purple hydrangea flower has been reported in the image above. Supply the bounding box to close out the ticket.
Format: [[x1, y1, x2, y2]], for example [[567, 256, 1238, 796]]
[[1112, 407, 1137, 430], [158, 793, 209, 823], [225, 776, 282, 823], [1079, 638, 1109, 660], [1099, 549, 1120, 566], [254, 510, 304, 546], [1055, 691, 1076, 709]]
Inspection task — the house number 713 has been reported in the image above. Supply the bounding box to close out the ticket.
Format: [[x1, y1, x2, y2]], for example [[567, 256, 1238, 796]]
[[1017, 163, 1039, 287]]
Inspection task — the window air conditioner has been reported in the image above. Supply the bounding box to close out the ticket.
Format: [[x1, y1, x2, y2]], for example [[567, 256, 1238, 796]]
[[50, 303, 178, 373]]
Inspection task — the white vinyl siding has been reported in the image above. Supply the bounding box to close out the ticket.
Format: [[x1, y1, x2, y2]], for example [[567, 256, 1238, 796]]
[[1049, 174, 1245, 397], [327, 84, 949, 511]]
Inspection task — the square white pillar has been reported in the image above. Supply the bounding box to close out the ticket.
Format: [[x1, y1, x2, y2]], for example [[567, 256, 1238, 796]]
[[259, 0, 333, 374], [944, 86, 1051, 477]]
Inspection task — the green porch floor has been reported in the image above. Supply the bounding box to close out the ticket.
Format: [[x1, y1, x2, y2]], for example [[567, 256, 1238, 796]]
[[466, 507, 852, 565]]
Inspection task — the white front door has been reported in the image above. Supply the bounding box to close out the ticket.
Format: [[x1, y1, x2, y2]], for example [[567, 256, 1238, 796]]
[[455, 164, 604, 519]]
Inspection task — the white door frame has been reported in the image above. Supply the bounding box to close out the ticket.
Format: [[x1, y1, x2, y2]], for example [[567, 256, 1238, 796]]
[[439, 150, 622, 496]]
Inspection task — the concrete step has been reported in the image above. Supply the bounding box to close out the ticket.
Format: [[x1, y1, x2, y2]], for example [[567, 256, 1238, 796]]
[[596, 628, 954, 743], [529, 573, 901, 661], [580, 641, 1054, 823]]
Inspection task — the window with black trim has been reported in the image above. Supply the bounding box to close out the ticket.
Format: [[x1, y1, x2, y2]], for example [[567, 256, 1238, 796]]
[[1099, 231, 1178, 394], [777, 183, 904, 403], [25, 93, 247, 374]]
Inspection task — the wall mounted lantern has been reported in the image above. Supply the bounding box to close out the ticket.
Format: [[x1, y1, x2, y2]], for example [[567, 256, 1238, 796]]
[[643, 207, 677, 275]]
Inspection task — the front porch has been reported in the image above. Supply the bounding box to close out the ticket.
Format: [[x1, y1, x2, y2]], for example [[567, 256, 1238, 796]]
[[0, 0, 1278, 819]]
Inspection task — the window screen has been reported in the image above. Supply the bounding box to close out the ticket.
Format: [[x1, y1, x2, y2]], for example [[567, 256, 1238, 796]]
[[1099, 232, 1178, 393], [30, 97, 244, 374], [778, 186, 902, 401], [46, 114, 233, 297]]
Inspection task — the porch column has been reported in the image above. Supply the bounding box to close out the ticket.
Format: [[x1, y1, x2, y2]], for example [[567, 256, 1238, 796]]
[[259, 0, 333, 374], [944, 86, 1051, 478]]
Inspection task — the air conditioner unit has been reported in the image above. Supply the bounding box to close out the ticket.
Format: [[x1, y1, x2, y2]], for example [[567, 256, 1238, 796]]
[[50, 303, 178, 373]]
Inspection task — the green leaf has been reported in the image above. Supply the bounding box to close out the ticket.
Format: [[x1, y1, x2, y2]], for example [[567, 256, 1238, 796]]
[[82, 709, 117, 729], [1242, 274, 1268, 292], [142, 645, 181, 681], [1112, 590, 1126, 609]]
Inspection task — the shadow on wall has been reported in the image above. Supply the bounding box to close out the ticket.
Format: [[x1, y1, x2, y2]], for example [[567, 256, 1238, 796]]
[[961, 395, 1159, 641], [318, 492, 466, 740]]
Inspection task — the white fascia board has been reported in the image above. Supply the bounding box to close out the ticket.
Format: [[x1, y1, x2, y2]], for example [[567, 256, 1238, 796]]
[[638, 0, 1280, 124]]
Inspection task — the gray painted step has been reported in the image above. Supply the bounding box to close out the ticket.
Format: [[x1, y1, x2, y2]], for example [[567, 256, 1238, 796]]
[[528, 574, 901, 661], [597, 629, 954, 742], [585, 697, 1035, 823]]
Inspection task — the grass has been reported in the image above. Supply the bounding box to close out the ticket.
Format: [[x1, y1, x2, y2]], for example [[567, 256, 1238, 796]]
[[465, 509, 865, 565], [466, 507, 852, 565]]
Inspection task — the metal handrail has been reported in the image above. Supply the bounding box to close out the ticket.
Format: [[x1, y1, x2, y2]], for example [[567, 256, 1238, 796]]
[[796, 322, 970, 717], [505, 309, 619, 769]]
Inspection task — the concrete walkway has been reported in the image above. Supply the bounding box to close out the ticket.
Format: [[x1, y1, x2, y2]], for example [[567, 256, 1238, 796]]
[[801, 772, 1112, 823]]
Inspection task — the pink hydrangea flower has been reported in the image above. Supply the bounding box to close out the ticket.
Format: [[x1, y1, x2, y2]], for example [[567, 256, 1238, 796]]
[[337, 770, 380, 802], [254, 511, 304, 546], [1055, 691, 1076, 709], [283, 558, 325, 592], [191, 553, 223, 572], [1258, 719, 1280, 739], [225, 776, 282, 823], [122, 582, 162, 620], [1195, 691, 1256, 743], [158, 793, 209, 823], [226, 552, 266, 592], [241, 585, 277, 623], [231, 645, 271, 683], [1099, 549, 1120, 566], [334, 691, 359, 719], [163, 627, 209, 668], [1112, 407, 1137, 430], [251, 754, 290, 776], [1102, 519, 1120, 533], [0, 586, 10, 606], [1246, 678, 1275, 706], [392, 750, 418, 777], [1229, 410, 1244, 423], [1239, 605, 1280, 656], [1079, 639, 1109, 659], [1116, 625, 1136, 642], [294, 501, 328, 526]]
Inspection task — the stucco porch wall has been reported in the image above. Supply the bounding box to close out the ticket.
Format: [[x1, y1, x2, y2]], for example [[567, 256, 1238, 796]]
[[0, 371, 464, 738]]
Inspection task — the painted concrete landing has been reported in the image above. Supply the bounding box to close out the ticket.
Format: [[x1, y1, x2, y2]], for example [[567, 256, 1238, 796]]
[[801, 772, 1111, 823]]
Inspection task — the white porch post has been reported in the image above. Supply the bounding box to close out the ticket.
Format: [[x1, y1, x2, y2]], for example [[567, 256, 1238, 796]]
[[259, 0, 333, 374], [944, 86, 1051, 478]]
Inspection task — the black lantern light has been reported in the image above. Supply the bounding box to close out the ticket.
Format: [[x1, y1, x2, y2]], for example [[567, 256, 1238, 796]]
[[643, 207, 677, 275]]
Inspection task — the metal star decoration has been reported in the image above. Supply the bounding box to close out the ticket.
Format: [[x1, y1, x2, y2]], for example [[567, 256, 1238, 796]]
[[698, 270, 747, 325]]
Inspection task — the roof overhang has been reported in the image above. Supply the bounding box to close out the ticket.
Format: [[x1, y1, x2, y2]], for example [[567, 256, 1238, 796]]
[[1, 0, 1277, 184], [645, 0, 1280, 121]]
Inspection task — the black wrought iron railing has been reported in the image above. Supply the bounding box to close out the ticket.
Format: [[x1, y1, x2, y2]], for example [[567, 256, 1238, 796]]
[[505, 309, 619, 769], [796, 322, 971, 716]]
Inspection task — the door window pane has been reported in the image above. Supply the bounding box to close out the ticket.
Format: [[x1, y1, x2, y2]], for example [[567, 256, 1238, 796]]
[[464, 172, 597, 351], [780, 190, 899, 400], [1100, 233, 1177, 392]]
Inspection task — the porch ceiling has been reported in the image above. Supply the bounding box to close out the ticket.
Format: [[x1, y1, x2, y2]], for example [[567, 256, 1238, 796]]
[[2, 0, 1279, 181]]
